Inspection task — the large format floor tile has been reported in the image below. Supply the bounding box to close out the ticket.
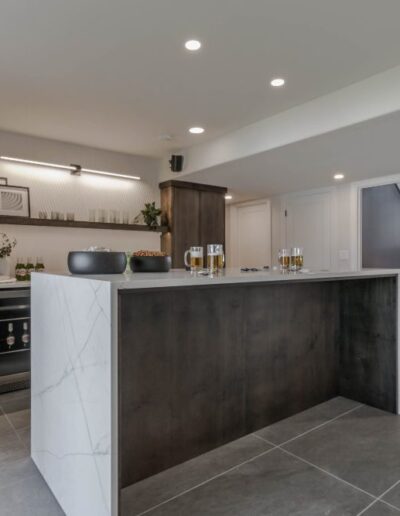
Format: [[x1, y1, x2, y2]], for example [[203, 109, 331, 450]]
[[284, 405, 400, 496], [361, 501, 400, 515], [0, 471, 64, 516], [6, 408, 30, 430], [0, 389, 30, 415], [145, 448, 373, 516], [382, 482, 400, 510], [121, 434, 272, 515], [255, 396, 361, 445]]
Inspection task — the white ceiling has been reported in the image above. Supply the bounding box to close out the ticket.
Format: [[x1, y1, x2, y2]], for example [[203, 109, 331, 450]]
[[2, 0, 400, 157], [187, 110, 400, 201]]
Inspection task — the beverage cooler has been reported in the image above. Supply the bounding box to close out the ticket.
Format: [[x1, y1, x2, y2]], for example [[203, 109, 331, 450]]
[[0, 288, 30, 393]]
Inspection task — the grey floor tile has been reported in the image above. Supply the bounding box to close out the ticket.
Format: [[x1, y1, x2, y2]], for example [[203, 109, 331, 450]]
[[7, 408, 30, 430], [0, 389, 30, 415], [255, 396, 361, 445], [0, 439, 29, 464], [361, 501, 400, 515], [0, 412, 16, 435], [0, 469, 64, 515], [121, 434, 273, 516], [16, 426, 31, 449], [143, 448, 373, 516], [284, 405, 400, 496], [0, 456, 39, 489], [382, 482, 400, 510]]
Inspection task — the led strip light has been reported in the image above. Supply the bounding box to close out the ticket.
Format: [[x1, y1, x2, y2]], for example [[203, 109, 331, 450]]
[[0, 156, 141, 181]]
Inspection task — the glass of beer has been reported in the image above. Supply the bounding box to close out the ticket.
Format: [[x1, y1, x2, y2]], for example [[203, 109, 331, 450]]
[[184, 246, 204, 272], [278, 248, 290, 271], [290, 247, 304, 272], [207, 244, 225, 273]]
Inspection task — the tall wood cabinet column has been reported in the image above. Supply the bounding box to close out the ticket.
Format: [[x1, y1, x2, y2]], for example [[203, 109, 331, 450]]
[[159, 180, 227, 268]]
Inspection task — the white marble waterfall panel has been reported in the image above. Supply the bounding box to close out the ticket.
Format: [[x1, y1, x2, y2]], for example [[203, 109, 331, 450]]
[[31, 274, 113, 516]]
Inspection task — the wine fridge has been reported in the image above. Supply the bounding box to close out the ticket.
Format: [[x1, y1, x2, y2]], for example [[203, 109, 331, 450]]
[[0, 288, 30, 393]]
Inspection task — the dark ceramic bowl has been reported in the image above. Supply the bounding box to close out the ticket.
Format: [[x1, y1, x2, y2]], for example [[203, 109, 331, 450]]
[[68, 251, 127, 275], [130, 255, 171, 273]]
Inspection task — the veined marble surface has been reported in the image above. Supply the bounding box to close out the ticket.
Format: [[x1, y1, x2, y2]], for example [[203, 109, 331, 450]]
[[31, 274, 113, 516], [0, 280, 30, 289], [36, 268, 400, 291]]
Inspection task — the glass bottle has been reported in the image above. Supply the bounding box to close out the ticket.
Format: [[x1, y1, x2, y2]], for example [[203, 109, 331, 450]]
[[21, 322, 30, 347], [6, 323, 15, 349], [35, 257, 45, 273], [26, 257, 35, 281], [15, 258, 27, 282]]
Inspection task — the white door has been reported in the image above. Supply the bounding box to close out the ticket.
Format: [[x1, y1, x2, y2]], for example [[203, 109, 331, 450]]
[[234, 201, 271, 268], [285, 190, 332, 271]]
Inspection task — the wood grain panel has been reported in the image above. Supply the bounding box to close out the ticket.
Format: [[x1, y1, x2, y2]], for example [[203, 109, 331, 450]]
[[243, 282, 339, 431], [339, 277, 397, 411], [118, 276, 398, 489]]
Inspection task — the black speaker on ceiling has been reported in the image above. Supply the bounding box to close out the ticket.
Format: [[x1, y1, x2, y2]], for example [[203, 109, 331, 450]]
[[169, 155, 184, 173]]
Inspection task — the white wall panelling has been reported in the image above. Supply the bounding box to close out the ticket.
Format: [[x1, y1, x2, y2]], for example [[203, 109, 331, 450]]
[[0, 130, 162, 272]]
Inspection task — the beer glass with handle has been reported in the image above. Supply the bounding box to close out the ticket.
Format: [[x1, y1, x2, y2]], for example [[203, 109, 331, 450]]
[[184, 246, 204, 272]]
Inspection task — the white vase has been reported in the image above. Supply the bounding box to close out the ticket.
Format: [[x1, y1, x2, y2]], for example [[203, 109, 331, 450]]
[[0, 257, 11, 277]]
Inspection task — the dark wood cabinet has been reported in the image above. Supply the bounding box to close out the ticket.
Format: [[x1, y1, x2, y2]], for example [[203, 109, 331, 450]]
[[159, 180, 227, 268]]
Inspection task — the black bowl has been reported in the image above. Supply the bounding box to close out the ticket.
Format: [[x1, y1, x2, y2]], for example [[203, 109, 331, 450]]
[[130, 255, 171, 273], [68, 251, 127, 275]]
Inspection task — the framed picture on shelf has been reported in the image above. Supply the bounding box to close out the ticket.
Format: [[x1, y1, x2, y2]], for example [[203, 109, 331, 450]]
[[0, 185, 30, 217], [0, 178, 7, 185]]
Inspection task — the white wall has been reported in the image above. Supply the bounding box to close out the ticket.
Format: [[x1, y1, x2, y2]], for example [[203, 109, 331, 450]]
[[227, 183, 360, 272], [247, 173, 400, 273], [271, 184, 358, 271], [0, 130, 162, 273]]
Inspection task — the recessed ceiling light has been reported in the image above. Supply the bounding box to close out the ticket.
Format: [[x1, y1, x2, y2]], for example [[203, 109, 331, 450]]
[[333, 173, 345, 180], [189, 127, 204, 134], [270, 78, 285, 87], [225, 194, 233, 200], [185, 40, 202, 51]]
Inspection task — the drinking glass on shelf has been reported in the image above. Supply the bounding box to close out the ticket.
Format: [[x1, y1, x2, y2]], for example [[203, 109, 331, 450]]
[[89, 209, 96, 222], [184, 246, 204, 273], [51, 211, 58, 220], [290, 247, 304, 272], [122, 211, 129, 225], [278, 248, 290, 271], [207, 244, 225, 274], [58, 213, 65, 221], [110, 210, 120, 223], [67, 213, 75, 221], [97, 209, 108, 223]]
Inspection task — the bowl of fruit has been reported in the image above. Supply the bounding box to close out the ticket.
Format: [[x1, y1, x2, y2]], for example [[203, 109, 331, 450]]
[[129, 250, 171, 273]]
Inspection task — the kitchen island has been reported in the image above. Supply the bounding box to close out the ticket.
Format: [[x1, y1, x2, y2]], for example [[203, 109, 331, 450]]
[[31, 269, 400, 516]]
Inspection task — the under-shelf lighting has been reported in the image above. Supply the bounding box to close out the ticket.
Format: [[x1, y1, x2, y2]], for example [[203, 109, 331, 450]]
[[0, 156, 141, 181]]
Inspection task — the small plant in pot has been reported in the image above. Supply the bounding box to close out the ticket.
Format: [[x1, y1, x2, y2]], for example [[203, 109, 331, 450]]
[[0, 233, 17, 277], [141, 202, 162, 230]]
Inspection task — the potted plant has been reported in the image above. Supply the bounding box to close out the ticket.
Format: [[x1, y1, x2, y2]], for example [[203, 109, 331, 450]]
[[0, 233, 17, 277], [141, 202, 162, 230]]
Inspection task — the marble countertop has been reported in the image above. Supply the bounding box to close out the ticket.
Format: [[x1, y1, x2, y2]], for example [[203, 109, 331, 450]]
[[0, 280, 30, 289], [31, 268, 400, 290]]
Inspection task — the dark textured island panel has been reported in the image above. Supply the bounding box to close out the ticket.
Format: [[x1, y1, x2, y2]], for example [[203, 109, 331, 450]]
[[118, 276, 397, 488], [339, 277, 397, 412], [243, 282, 339, 432]]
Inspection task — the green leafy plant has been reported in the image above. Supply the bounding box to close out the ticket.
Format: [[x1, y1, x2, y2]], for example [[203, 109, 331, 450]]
[[141, 202, 162, 229], [0, 233, 17, 258]]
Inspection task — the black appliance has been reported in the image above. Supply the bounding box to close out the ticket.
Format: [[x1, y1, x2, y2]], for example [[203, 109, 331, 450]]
[[0, 287, 30, 393]]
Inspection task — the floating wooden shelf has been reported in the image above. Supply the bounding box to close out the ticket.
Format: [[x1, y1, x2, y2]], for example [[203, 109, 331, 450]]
[[0, 216, 168, 233]]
